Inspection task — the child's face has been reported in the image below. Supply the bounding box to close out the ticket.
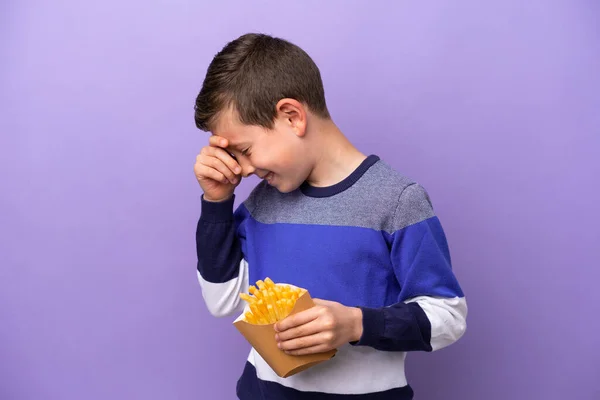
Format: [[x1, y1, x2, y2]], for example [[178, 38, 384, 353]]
[[211, 108, 313, 193]]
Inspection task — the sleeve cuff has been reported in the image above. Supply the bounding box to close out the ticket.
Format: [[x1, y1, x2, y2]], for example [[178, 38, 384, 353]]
[[200, 195, 235, 222], [352, 306, 386, 347]]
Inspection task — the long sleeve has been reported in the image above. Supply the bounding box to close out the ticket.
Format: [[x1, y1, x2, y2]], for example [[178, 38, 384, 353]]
[[353, 184, 467, 352], [196, 195, 250, 317]]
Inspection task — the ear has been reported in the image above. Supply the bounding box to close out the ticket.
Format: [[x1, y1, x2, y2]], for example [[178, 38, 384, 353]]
[[275, 98, 307, 137]]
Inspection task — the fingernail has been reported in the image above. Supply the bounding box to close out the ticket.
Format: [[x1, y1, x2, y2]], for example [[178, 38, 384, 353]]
[[277, 342, 282, 349], [220, 140, 227, 146], [275, 334, 280, 341], [234, 167, 241, 174]]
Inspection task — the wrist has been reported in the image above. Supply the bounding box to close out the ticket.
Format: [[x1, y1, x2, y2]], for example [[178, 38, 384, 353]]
[[349, 307, 364, 343], [203, 193, 233, 202], [200, 194, 235, 222]]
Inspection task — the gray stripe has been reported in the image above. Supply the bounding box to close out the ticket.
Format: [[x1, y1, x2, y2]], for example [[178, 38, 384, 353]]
[[244, 161, 435, 233]]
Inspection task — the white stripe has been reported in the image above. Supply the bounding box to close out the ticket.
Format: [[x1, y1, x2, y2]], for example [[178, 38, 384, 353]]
[[247, 345, 408, 394], [406, 296, 467, 351], [197, 259, 249, 317]]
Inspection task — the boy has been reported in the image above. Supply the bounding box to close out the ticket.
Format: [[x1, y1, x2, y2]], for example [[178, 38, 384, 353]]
[[193, 33, 467, 400]]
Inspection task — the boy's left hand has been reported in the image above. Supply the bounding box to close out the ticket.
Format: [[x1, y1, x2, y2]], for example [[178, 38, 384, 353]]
[[273, 299, 363, 355]]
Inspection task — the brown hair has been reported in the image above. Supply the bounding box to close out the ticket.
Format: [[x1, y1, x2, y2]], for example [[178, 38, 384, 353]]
[[194, 33, 330, 131]]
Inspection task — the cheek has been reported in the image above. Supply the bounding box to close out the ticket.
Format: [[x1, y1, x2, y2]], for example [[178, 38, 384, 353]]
[[266, 143, 294, 171], [257, 138, 303, 176]]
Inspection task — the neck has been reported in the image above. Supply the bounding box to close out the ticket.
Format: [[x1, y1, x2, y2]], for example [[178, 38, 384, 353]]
[[306, 119, 367, 187]]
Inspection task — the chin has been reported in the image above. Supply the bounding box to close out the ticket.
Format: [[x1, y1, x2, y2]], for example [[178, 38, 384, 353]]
[[271, 180, 300, 194]]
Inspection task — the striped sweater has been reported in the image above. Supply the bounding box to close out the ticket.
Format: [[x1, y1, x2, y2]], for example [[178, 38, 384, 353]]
[[196, 155, 467, 399]]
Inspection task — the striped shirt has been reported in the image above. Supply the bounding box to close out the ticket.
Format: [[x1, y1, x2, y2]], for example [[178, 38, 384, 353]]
[[196, 155, 467, 399]]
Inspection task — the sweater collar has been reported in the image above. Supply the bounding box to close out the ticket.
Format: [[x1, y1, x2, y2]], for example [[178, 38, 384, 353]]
[[299, 155, 380, 198]]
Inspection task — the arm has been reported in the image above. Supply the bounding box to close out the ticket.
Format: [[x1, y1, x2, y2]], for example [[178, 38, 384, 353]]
[[354, 183, 467, 352], [196, 195, 249, 317], [193, 135, 249, 317], [274, 184, 466, 355]]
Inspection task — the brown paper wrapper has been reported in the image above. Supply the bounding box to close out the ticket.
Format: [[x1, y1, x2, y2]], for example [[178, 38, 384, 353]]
[[233, 288, 337, 378]]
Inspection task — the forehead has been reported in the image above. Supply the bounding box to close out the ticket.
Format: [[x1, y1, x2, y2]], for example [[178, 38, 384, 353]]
[[211, 107, 239, 136], [211, 108, 262, 147]]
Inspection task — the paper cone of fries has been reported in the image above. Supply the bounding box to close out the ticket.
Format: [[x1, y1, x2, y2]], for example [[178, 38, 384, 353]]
[[233, 278, 337, 378]]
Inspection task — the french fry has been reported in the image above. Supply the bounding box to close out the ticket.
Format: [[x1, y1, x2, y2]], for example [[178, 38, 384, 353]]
[[250, 303, 266, 322], [239, 278, 306, 324], [274, 286, 284, 300], [264, 277, 275, 289], [266, 304, 277, 322], [268, 290, 280, 320], [249, 286, 262, 299], [240, 293, 256, 304], [244, 311, 257, 324], [256, 300, 267, 322]]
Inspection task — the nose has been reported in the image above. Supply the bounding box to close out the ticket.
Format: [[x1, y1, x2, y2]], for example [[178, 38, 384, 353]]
[[239, 160, 255, 178]]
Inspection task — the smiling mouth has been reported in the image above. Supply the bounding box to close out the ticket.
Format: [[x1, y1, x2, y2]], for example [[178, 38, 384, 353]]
[[263, 172, 274, 182]]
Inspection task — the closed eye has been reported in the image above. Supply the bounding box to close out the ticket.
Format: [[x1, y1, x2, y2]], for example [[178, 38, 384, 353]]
[[241, 147, 251, 156]]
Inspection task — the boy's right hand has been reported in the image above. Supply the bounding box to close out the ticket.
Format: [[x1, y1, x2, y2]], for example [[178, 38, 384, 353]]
[[194, 135, 242, 202]]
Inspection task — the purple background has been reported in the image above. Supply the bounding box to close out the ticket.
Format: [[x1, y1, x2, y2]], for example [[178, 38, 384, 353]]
[[1, 1, 599, 399]]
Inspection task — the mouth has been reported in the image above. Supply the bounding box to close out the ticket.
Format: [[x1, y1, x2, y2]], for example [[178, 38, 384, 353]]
[[263, 172, 274, 183]]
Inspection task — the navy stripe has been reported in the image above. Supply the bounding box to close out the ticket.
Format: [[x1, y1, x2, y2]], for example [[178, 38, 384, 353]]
[[234, 202, 251, 260], [196, 195, 242, 283], [354, 302, 432, 352], [236, 362, 414, 400]]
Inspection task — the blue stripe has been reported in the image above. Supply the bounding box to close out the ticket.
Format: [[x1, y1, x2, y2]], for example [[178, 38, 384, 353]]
[[235, 214, 462, 306], [239, 219, 397, 308], [388, 216, 464, 301], [236, 362, 414, 399]]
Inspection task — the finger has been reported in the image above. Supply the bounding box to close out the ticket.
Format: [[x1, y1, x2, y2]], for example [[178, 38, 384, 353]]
[[195, 163, 227, 184], [274, 307, 320, 332], [312, 299, 336, 307], [205, 146, 242, 176], [284, 344, 332, 356], [278, 332, 333, 351], [275, 319, 321, 342], [208, 135, 228, 148], [199, 154, 238, 184]]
